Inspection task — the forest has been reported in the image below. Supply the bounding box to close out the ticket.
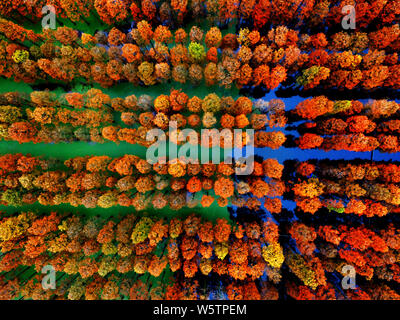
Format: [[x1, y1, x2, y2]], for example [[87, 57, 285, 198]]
[[0, 0, 399, 300]]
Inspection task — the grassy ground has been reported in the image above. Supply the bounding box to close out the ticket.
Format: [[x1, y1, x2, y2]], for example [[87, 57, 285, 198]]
[[0, 17, 244, 222], [0, 12, 254, 299]]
